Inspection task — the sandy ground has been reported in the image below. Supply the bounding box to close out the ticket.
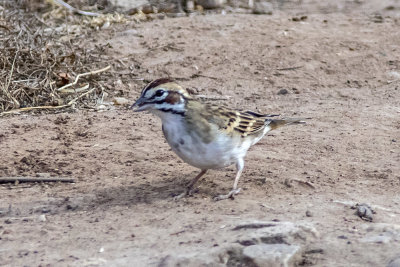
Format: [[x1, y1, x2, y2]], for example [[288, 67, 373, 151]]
[[1, 2, 400, 266]]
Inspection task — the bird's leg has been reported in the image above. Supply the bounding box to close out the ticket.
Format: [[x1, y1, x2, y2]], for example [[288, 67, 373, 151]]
[[176, 0, 184, 13], [174, 169, 207, 200], [214, 158, 244, 201]]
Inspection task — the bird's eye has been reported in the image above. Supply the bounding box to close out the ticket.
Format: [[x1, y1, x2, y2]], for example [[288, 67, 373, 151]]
[[155, 90, 164, 97]]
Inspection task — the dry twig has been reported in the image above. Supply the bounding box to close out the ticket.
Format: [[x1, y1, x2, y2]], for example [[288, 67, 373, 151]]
[[0, 88, 96, 115], [0, 3, 114, 113], [0, 177, 75, 183], [53, 0, 100, 17], [285, 178, 316, 189], [57, 65, 111, 92], [276, 66, 303, 71]]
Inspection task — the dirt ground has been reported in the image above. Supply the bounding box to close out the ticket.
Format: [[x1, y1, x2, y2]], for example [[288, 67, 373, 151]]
[[1, 1, 400, 266]]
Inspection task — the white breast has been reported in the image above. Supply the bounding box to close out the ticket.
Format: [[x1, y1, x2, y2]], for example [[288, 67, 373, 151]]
[[153, 111, 269, 170]]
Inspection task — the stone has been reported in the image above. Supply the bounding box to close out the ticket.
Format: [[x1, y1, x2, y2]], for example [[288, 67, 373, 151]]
[[113, 97, 130, 106], [355, 203, 374, 222], [360, 223, 400, 243], [38, 215, 46, 222], [158, 245, 238, 267], [196, 0, 226, 9], [110, 0, 149, 10], [388, 71, 400, 80], [243, 244, 300, 267], [277, 89, 288, 95], [234, 221, 318, 246], [388, 256, 400, 267], [253, 2, 273, 15]]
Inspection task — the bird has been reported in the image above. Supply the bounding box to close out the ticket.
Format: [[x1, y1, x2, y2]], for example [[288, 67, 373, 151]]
[[131, 78, 306, 200]]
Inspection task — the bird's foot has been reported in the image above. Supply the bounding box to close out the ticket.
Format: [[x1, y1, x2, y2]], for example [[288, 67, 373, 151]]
[[173, 189, 192, 201], [213, 188, 242, 201]]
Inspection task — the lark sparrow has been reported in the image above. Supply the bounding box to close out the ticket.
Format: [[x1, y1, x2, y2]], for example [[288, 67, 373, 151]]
[[131, 78, 305, 200]]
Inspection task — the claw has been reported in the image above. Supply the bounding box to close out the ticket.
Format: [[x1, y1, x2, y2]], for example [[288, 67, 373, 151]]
[[173, 189, 193, 200], [213, 188, 242, 201], [173, 191, 188, 201]]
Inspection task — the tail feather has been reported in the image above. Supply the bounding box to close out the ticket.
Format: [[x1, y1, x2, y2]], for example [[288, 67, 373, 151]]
[[268, 118, 307, 130]]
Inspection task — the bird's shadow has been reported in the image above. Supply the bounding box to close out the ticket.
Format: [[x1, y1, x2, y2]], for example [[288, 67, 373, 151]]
[[87, 175, 222, 208]]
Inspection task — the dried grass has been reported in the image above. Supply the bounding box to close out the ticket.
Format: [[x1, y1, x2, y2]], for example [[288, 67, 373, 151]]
[[0, 0, 121, 114]]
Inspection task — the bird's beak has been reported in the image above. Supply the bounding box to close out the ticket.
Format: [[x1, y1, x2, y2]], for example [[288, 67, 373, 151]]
[[130, 97, 147, 112]]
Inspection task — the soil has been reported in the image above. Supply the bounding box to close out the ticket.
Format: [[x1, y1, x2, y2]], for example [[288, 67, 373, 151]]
[[1, 1, 400, 266]]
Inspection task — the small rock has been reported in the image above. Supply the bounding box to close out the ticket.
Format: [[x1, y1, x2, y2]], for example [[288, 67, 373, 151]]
[[243, 244, 300, 267], [388, 256, 400, 267], [292, 16, 308, 21], [371, 14, 384, 23], [305, 210, 313, 217], [277, 89, 289, 95], [4, 219, 12, 224], [354, 203, 374, 222], [360, 223, 400, 244], [186, 0, 195, 11], [99, 247, 104, 253], [38, 215, 46, 222], [112, 97, 130, 106], [196, 0, 226, 9], [36, 173, 51, 178], [159, 245, 235, 266], [95, 104, 108, 111], [101, 21, 110, 30], [235, 221, 319, 246], [253, 2, 273, 15], [360, 234, 392, 244], [111, 0, 149, 10], [66, 203, 79, 211], [388, 71, 400, 80], [41, 207, 51, 214]]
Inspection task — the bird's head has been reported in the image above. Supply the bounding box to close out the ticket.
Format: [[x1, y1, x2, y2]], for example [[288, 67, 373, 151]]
[[131, 78, 191, 115]]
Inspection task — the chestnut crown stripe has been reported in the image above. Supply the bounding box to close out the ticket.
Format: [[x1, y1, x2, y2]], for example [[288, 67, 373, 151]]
[[142, 78, 175, 94]]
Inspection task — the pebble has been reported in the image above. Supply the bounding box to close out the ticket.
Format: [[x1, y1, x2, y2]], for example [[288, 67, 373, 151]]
[[112, 0, 149, 10], [38, 215, 46, 222], [66, 203, 79, 211], [388, 71, 400, 80], [252, 2, 273, 15], [41, 207, 51, 214], [196, 0, 226, 9], [354, 203, 374, 222], [113, 97, 130, 106], [277, 89, 289, 95], [388, 256, 400, 267], [243, 244, 300, 267]]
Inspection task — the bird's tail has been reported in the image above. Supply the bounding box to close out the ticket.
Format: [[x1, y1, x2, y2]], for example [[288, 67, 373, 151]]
[[267, 118, 307, 130]]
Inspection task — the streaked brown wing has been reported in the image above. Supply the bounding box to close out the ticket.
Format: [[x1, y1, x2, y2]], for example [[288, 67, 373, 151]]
[[208, 105, 272, 137]]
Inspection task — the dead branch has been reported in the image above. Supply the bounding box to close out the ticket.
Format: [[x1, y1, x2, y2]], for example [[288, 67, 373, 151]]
[[3, 52, 20, 107], [0, 177, 75, 183], [285, 178, 316, 189], [59, 83, 90, 94], [0, 88, 95, 116], [57, 65, 111, 92], [53, 0, 101, 17], [276, 66, 303, 71]]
